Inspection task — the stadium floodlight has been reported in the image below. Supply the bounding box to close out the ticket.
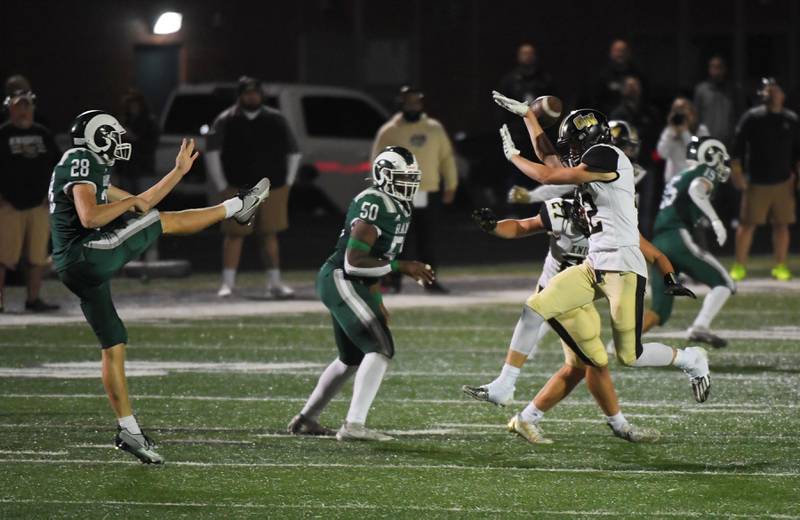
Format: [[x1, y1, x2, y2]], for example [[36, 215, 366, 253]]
[[153, 11, 182, 35]]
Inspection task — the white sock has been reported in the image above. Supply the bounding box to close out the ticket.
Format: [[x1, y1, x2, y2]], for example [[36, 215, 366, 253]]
[[118, 415, 141, 435], [346, 353, 390, 424], [222, 197, 243, 218], [692, 286, 732, 330], [494, 363, 521, 388], [300, 358, 357, 421], [606, 411, 627, 432], [520, 402, 544, 424], [672, 348, 692, 370], [632, 342, 676, 367], [222, 268, 236, 289], [267, 268, 281, 286]]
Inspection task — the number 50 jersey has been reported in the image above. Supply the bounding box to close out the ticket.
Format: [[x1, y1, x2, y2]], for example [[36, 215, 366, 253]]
[[324, 187, 412, 282], [576, 144, 647, 278]]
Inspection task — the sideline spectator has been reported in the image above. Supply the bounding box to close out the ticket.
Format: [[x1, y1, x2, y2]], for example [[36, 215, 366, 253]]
[[730, 78, 799, 282], [610, 76, 660, 236], [371, 86, 457, 294], [496, 43, 556, 197], [693, 56, 739, 147], [657, 97, 710, 182], [0, 88, 60, 312], [594, 39, 645, 115], [206, 76, 301, 298]]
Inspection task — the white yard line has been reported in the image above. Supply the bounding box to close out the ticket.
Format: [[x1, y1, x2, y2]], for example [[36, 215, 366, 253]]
[[0, 450, 67, 456], [1, 393, 797, 410], [0, 498, 795, 518], [0, 458, 797, 479]]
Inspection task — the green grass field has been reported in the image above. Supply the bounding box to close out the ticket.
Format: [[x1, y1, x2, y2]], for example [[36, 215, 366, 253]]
[[1, 268, 799, 518]]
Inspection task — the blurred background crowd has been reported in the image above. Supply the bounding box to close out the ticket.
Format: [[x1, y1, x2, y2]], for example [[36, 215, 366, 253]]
[[1, 0, 798, 307]]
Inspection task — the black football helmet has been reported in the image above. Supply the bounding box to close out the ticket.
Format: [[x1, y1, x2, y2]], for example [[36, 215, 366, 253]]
[[686, 136, 730, 182], [70, 110, 131, 165], [608, 120, 641, 160], [556, 109, 611, 166]]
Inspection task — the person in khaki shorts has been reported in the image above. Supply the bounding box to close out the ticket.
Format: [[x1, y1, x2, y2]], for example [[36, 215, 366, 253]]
[[0, 88, 60, 312], [730, 78, 799, 281], [206, 76, 301, 298]]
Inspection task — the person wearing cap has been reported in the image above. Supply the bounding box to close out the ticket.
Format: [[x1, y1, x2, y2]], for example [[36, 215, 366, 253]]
[[0, 88, 61, 312], [371, 86, 457, 294], [729, 78, 800, 281], [206, 76, 301, 298]]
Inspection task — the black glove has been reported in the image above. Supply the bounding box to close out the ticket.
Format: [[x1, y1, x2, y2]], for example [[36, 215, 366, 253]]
[[664, 272, 696, 299], [471, 208, 498, 233]]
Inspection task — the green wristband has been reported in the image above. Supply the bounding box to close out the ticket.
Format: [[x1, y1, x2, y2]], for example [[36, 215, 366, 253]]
[[347, 238, 371, 252], [390, 260, 400, 272]]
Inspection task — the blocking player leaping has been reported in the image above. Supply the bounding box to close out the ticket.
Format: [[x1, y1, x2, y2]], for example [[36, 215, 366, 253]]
[[642, 137, 736, 348], [49, 110, 270, 463], [288, 146, 434, 441], [490, 91, 712, 404]]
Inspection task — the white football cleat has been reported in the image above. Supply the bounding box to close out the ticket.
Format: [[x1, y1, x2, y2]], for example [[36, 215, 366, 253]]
[[462, 381, 515, 407], [336, 422, 393, 442], [507, 413, 552, 445], [681, 346, 711, 403], [233, 178, 271, 225], [610, 422, 660, 443], [267, 282, 295, 300], [217, 284, 233, 298]]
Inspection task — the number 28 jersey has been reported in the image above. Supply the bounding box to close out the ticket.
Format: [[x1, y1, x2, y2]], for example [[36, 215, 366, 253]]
[[324, 187, 412, 282], [48, 148, 111, 271], [576, 144, 647, 278]]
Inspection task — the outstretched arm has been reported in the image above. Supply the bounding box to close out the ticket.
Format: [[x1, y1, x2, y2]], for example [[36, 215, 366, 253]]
[[136, 138, 200, 211], [640, 234, 696, 299], [72, 184, 147, 229], [688, 176, 726, 246], [472, 208, 546, 239], [492, 91, 561, 167]]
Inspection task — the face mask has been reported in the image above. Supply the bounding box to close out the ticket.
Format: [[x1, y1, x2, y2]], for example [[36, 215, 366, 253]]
[[243, 109, 261, 120], [402, 110, 421, 122]]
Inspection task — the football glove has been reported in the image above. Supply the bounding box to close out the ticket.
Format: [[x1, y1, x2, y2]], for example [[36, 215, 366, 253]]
[[664, 273, 697, 299], [492, 90, 529, 117], [500, 124, 520, 161], [508, 185, 534, 204], [472, 208, 498, 233], [711, 219, 727, 246]]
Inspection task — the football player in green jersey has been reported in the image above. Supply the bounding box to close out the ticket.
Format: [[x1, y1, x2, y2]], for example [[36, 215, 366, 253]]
[[289, 146, 434, 441], [49, 110, 270, 463], [644, 137, 736, 348]]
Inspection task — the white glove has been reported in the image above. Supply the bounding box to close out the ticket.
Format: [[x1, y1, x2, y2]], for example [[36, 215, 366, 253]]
[[711, 219, 727, 246], [492, 90, 529, 117], [500, 124, 520, 162], [507, 185, 534, 204]]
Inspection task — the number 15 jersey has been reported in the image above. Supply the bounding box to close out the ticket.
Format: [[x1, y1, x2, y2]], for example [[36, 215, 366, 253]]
[[324, 187, 412, 283], [577, 144, 647, 278]]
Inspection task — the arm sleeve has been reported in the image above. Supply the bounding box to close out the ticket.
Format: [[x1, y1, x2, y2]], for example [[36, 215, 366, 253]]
[[688, 177, 720, 222], [204, 115, 228, 192], [580, 145, 619, 174], [438, 128, 458, 190]]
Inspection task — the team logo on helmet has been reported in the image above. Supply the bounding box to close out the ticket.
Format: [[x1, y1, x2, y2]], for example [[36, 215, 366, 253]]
[[371, 146, 421, 202], [687, 136, 730, 182], [557, 109, 611, 166], [70, 110, 132, 166]]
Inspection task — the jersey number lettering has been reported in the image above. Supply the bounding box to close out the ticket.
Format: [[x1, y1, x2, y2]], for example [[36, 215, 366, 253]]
[[359, 202, 379, 221], [70, 158, 90, 177], [660, 177, 680, 209]]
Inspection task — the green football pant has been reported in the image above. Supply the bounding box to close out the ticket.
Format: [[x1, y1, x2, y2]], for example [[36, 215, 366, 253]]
[[58, 211, 163, 348], [317, 264, 395, 365], [650, 228, 736, 325]]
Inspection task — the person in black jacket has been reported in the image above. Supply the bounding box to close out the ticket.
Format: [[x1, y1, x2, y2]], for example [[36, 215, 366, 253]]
[[115, 89, 159, 196], [206, 77, 301, 298], [0, 88, 60, 312]]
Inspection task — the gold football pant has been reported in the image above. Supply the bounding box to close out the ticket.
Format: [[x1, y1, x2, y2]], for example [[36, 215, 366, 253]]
[[527, 262, 646, 367]]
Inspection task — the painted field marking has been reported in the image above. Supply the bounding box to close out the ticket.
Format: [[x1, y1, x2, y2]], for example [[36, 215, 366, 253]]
[[0, 450, 67, 456], [0, 458, 797, 479], [0, 498, 796, 518]]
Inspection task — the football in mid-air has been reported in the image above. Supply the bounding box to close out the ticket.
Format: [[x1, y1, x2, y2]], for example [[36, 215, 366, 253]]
[[530, 95, 563, 128]]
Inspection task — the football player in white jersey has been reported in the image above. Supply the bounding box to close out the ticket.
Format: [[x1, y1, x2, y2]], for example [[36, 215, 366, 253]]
[[467, 197, 691, 443], [490, 91, 711, 415]]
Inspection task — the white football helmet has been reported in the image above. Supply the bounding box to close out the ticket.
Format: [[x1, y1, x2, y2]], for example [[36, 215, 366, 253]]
[[372, 146, 421, 202], [686, 136, 730, 182], [70, 110, 132, 165]]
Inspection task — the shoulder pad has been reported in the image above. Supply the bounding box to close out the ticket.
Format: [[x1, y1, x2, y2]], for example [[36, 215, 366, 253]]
[[56, 148, 104, 168], [581, 144, 620, 174]]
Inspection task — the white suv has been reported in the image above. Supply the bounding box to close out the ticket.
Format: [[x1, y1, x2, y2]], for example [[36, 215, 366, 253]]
[[157, 82, 389, 211]]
